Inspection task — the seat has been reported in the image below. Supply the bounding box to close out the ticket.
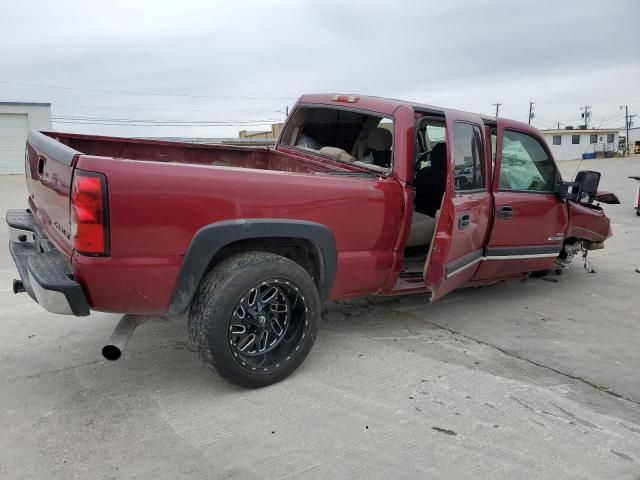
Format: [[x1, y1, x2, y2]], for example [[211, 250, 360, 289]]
[[363, 128, 392, 168], [414, 142, 447, 218], [406, 212, 437, 248]]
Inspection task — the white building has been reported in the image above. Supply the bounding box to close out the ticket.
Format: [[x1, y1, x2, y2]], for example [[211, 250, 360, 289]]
[[541, 128, 619, 161], [0, 102, 52, 174], [627, 127, 640, 155]]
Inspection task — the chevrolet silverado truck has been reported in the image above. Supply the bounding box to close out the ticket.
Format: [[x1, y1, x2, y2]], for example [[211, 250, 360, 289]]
[[7, 93, 617, 387]]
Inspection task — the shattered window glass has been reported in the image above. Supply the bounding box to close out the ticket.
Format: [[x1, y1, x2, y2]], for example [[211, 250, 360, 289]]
[[499, 130, 556, 192]]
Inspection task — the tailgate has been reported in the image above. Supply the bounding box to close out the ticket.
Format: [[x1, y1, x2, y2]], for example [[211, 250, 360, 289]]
[[25, 131, 80, 259]]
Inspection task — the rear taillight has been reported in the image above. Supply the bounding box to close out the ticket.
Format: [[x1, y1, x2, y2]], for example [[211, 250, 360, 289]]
[[71, 171, 109, 255]]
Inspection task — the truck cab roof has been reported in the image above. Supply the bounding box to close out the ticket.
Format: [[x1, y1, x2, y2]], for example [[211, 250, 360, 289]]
[[297, 93, 532, 131]]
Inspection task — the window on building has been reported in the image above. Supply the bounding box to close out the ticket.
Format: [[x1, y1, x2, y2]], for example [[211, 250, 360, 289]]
[[552, 135, 561, 145], [452, 122, 485, 191], [572, 135, 580, 144], [499, 130, 556, 192], [590, 134, 598, 144], [607, 133, 615, 143]]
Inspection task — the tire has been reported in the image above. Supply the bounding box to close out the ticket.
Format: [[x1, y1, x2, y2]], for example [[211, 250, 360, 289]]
[[188, 251, 320, 388]]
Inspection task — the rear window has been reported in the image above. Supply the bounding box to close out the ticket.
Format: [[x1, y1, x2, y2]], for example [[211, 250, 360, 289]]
[[280, 106, 393, 173]]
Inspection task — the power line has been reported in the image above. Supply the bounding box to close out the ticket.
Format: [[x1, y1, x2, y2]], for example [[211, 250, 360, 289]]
[[534, 111, 625, 130], [52, 121, 279, 127], [4, 80, 639, 106], [597, 111, 626, 124], [534, 98, 640, 105], [585, 111, 626, 126], [52, 115, 282, 124], [52, 120, 280, 127], [0, 80, 295, 101], [571, 108, 627, 179], [51, 114, 284, 127], [55, 103, 289, 114]]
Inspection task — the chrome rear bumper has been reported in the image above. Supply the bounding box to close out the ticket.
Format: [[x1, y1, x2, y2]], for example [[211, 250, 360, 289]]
[[7, 209, 90, 316]]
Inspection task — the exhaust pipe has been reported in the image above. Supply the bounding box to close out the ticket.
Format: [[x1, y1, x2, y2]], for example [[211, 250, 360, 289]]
[[102, 314, 148, 361]]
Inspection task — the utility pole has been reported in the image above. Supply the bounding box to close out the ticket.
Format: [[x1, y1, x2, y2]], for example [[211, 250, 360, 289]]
[[285, 106, 289, 116], [621, 105, 629, 156], [493, 102, 502, 119], [580, 105, 591, 128], [629, 113, 636, 157], [625, 105, 629, 156], [557, 121, 560, 130], [528, 101, 534, 125]]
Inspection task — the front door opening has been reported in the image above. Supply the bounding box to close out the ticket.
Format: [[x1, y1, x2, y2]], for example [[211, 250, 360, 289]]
[[401, 118, 447, 278]]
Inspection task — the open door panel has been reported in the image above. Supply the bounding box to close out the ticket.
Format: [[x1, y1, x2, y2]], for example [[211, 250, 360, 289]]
[[424, 112, 492, 301]]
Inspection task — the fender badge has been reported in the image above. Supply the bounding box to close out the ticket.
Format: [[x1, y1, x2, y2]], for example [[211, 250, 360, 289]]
[[54, 221, 71, 240], [547, 233, 564, 242]]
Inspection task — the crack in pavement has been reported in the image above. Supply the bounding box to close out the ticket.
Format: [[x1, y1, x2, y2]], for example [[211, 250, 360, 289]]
[[393, 307, 640, 408], [8, 300, 639, 410], [6, 343, 183, 383]]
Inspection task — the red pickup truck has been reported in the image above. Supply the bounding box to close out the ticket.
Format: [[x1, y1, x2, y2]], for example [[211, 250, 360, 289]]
[[7, 93, 616, 387]]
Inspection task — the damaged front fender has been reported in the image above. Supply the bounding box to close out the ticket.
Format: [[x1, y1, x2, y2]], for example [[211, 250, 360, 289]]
[[594, 191, 621, 204], [565, 201, 612, 244]]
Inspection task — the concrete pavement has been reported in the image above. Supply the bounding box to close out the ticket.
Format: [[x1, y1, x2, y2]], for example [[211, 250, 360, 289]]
[[1, 156, 639, 479]]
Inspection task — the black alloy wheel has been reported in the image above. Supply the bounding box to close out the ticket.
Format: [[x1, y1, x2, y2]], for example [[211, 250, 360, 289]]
[[189, 252, 320, 388], [228, 279, 308, 372]]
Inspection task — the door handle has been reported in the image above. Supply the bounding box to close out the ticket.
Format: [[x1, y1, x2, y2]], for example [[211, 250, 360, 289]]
[[498, 206, 513, 219], [458, 213, 471, 229]]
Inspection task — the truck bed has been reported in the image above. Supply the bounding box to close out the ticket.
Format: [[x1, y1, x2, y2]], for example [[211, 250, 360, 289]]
[[48, 131, 350, 174], [25, 131, 356, 264], [24, 129, 398, 313]]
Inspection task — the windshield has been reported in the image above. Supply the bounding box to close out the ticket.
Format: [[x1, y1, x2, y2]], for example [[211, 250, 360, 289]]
[[279, 106, 394, 174]]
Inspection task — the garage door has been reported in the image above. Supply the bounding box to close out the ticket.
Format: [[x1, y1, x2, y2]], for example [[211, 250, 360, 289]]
[[0, 114, 29, 174]]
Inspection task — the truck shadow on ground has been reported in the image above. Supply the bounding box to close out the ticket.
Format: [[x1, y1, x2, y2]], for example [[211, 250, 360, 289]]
[[51, 266, 599, 398], [116, 273, 572, 394]]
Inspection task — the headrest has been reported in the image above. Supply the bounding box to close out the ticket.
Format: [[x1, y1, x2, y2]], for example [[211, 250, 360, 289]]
[[368, 128, 392, 151], [429, 142, 447, 170]]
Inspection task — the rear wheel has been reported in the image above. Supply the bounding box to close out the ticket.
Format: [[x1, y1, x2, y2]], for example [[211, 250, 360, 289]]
[[189, 252, 320, 388]]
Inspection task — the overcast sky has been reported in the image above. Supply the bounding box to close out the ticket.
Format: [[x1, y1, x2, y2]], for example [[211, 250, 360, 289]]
[[1, 0, 639, 138]]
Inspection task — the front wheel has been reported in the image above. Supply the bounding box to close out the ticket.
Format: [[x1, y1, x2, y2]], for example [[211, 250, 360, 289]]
[[188, 252, 320, 388]]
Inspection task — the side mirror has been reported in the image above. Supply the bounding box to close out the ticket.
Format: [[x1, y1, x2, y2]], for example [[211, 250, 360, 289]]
[[555, 170, 602, 203], [554, 180, 576, 199], [572, 170, 601, 203]]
